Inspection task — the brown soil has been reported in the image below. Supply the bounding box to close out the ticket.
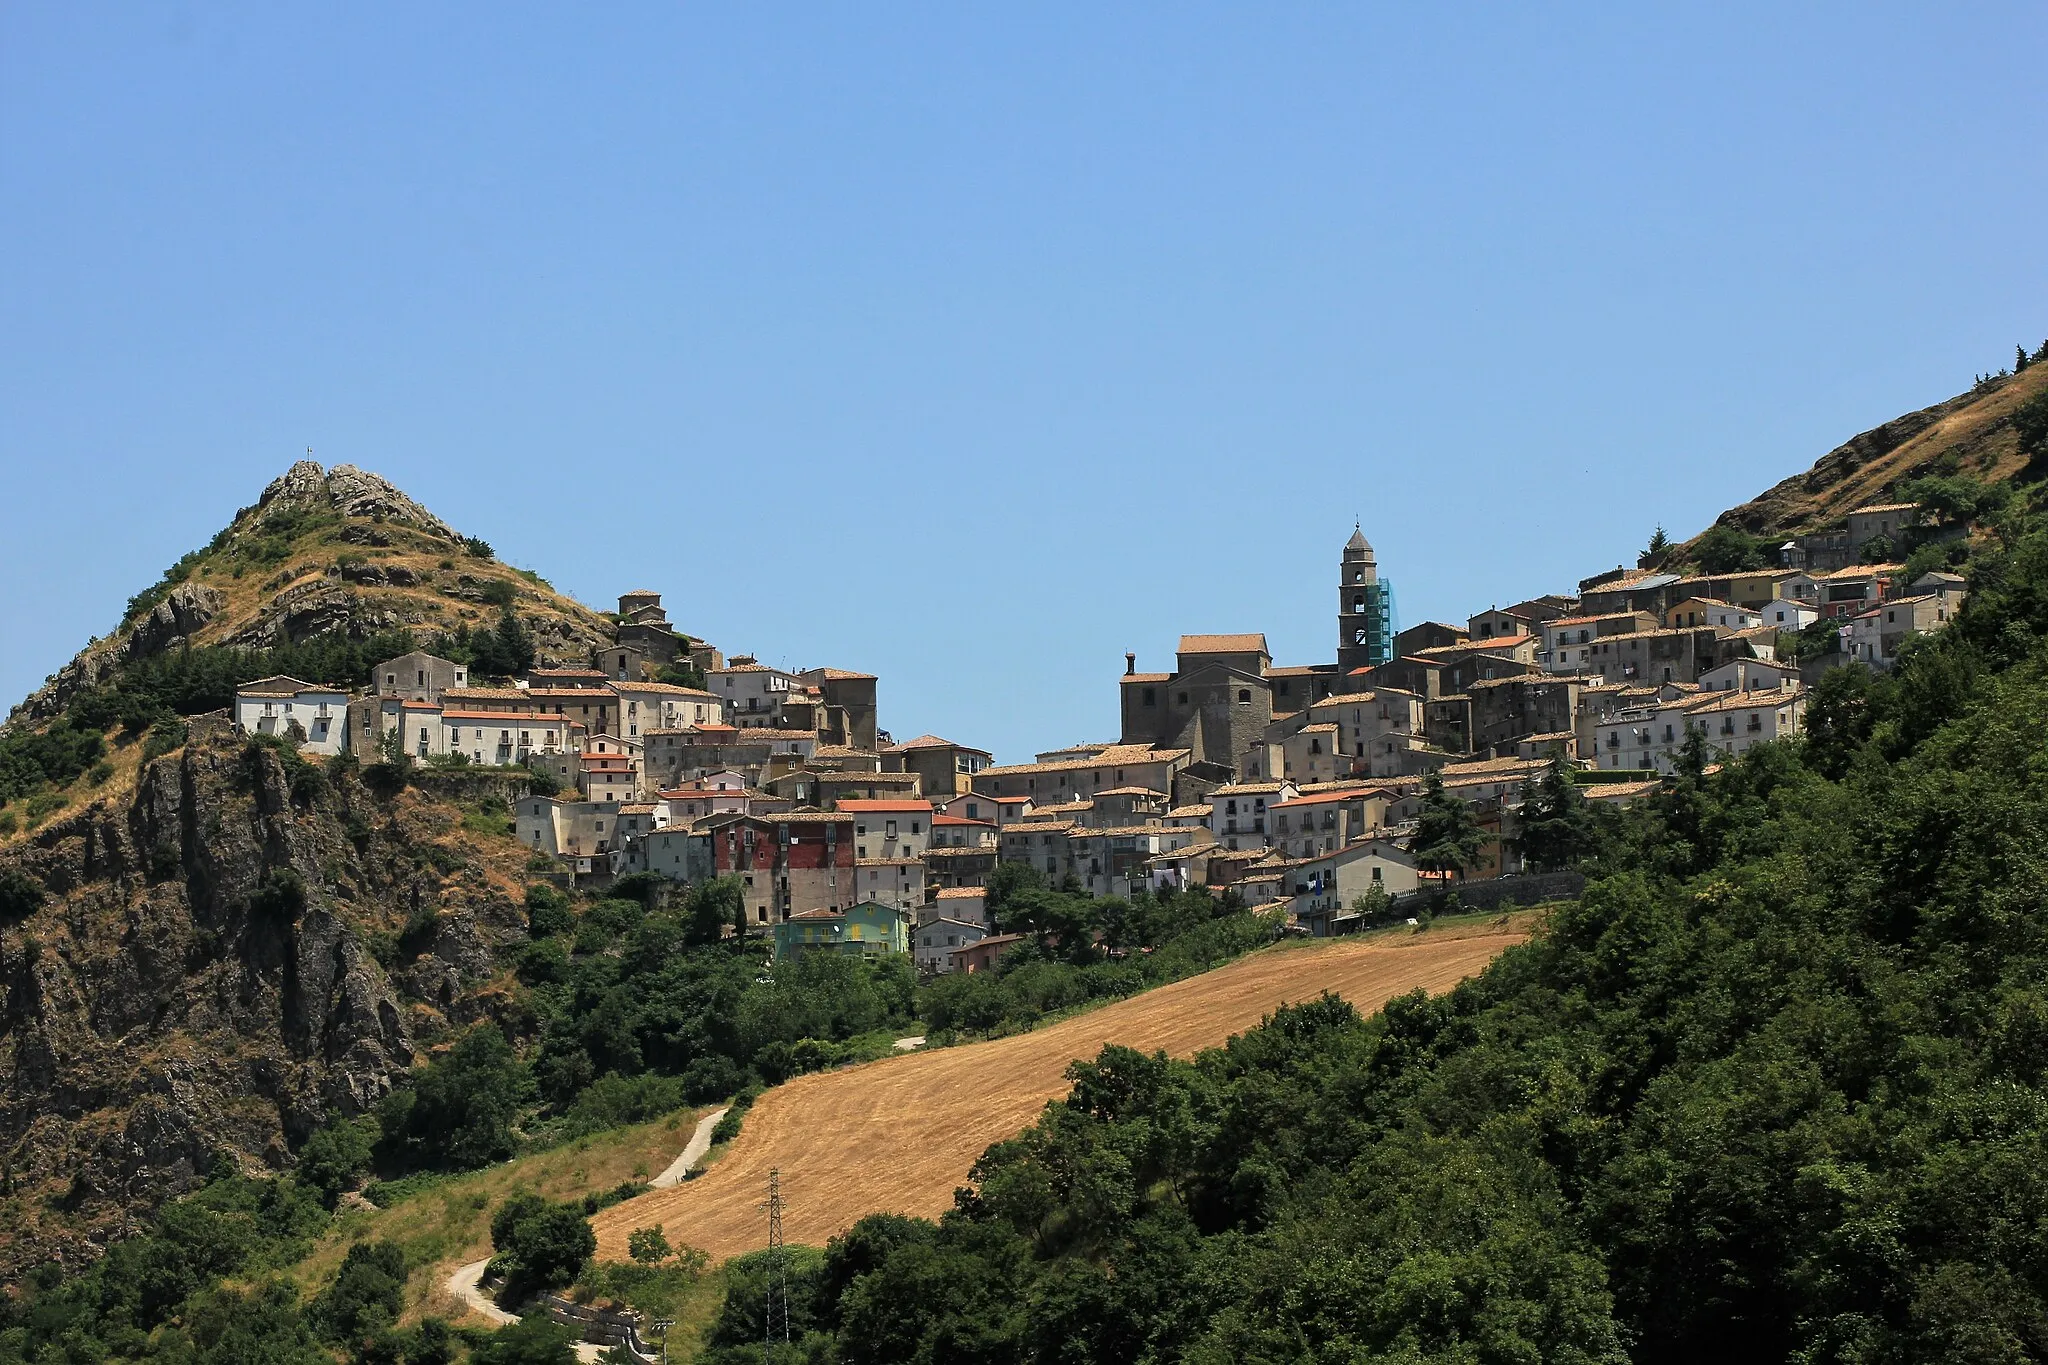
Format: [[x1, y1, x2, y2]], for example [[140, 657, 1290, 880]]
[[591, 928, 1525, 1262]]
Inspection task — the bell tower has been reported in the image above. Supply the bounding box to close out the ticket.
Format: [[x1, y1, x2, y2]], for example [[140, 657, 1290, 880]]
[[1336, 524, 1393, 674]]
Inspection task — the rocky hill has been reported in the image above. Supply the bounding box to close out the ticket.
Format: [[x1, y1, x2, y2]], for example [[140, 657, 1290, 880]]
[[1693, 358, 2048, 546], [0, 717, 538, 1273], [8, 460, 617, 727]]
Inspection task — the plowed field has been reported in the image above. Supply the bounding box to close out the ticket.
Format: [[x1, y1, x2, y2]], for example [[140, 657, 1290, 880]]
[[592, 928, 1524, 1262]]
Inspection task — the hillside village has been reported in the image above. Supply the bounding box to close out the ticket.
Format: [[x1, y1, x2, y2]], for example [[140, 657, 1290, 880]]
[[231, 499, 1974, 966]]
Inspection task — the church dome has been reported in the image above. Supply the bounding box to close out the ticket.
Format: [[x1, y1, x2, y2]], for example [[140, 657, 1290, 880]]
[[1346, 524, 1374, 555]]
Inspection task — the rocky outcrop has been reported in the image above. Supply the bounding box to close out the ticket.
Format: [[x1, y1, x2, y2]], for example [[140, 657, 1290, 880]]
[[124, 582, 225, 658], [0, 721, 531, 1272]]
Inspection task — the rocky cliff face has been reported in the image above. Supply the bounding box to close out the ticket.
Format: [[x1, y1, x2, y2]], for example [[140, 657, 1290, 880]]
[[0, 719, 533, 1272]]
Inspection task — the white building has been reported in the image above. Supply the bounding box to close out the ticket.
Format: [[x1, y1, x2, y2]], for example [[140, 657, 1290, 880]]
[[1699, 658, 1800, 693], [234, 676, 351, 755], [1592, 690, 1806, 774], [1760, 598, 1819, 632], [439, 709, 574, 767], [707, 659, 798, 724]]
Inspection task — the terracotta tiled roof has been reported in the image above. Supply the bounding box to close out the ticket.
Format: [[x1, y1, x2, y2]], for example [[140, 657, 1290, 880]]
[[236, 675, 333, 697], [1178, 633, 1269, 655]]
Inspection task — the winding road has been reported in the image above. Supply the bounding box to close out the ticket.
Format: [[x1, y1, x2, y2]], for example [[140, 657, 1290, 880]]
[[443, 1105, 731, 1358]]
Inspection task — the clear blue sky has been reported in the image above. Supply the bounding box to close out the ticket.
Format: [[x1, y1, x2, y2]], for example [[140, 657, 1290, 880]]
[[4, 5, 2044, 761]]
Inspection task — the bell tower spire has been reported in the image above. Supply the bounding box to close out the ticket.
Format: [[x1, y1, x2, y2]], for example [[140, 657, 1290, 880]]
[[1336, 525, 1393, 674]]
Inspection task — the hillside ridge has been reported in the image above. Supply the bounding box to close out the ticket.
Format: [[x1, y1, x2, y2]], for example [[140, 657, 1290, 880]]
[[8, 460, 617, 728], [1697, 361, 2048, 546]]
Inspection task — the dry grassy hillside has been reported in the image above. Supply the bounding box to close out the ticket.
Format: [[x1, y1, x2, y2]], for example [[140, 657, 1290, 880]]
[[1697, 363, 2048, 546], [8, 460, 618, 728], [590, 925, 1526, 1263]]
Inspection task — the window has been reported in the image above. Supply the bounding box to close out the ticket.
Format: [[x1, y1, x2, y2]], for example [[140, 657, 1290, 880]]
[[1178, 692, 1189, 705], [1238, 689, 1251, 704], [1142, 687, 1155, 706]]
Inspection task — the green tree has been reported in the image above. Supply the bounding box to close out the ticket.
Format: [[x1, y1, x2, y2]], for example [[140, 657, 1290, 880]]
[[627, 1224, 673, 1266], [496, 609, 537, 677], [1409, 770, 1486, 883], [296, 1114, 378, 1206], [1639, 525, 1671, 567], [378, 1026, 531, 1172], [525, 882, 574, 938], [310, 1239, 405, 1343], [470, 1315, 579, 1365], [1512, 754, 1600, 872], [491, 1194, 597, 1300], [1693, 523, 1770, 573]]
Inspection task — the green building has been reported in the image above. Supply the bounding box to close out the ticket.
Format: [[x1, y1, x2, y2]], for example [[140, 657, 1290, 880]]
[[772, 900, 910, 961]]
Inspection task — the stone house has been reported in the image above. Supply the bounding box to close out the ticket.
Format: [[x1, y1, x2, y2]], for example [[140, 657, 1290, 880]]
[[951, 933, 1025, 975], [1268, 786, 1395, 860], [928, 886, 988, 926], [887, 734, 992, 799], [929, 813, 997, 848], [439, 708, 576, 768], [1539, 612, 1658, 674], [1699, 658, 1800, 693], [1848, 593, 1950, 669], [924, 844, 999, 891], [516, 796, 624, 867], [973, 745, 1189, 806], [1467, 675, 1581, 755], [373, 651, 468, 702], [1307, 689, 1424, 774], [707, 658, 798, 725], [936, 790, 1034, 827], [1287, 838, 1422, 934], [612, 681, 725, 740], [1393, 622, 1470, 656], [1844, 503, 1923, 556], [1204, 779, 1299, 850], [1279, 723, 1341, 785], [1815, 564, 1903, 620], [914, 917, 988, 974], [999, 819, 1078, 881], [818, 770, 925, 807], [701, 811, 856, 926], [839, 800, 932, 861], [1663, 598, 1762, 631], [799, 667, 879, 751]]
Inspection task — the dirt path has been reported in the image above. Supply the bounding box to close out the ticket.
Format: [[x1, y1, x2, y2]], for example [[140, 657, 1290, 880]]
[[445, 1106, 731, 1358], [444, 1259, 517, 1327], [650, 1107, 730, 1189], [592, 930, 1521, 1262]]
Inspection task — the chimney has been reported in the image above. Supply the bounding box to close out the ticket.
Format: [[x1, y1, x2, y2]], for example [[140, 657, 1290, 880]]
[[1125, 652, 1136, 676]]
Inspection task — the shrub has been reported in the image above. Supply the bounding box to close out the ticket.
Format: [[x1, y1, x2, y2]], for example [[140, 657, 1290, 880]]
[[465, 536, 494, 559], [297, 1115, 379, 1206], [0, 867, 45, 922], [489, 1193, 595, 1299], [526, 883, 574, 938]]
